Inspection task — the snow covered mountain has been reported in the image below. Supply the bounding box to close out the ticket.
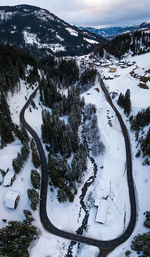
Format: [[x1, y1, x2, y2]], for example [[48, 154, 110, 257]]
[[0, 4, 107, 58], [82, 20, 150, 40]]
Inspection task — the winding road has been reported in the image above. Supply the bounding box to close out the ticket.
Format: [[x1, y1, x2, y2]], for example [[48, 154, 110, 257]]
[[20, 75, 136, 256]]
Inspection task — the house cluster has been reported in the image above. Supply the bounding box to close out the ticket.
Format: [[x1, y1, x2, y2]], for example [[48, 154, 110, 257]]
[[94, 179, 110, 224], [0, 169, 20, 210], [119, 60, 135, 68]]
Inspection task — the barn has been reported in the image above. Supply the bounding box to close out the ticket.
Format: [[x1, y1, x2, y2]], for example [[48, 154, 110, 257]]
[[95, 198, 109, 224]]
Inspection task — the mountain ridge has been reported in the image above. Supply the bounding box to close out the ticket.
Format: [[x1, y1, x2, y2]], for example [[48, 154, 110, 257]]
[[81, 21, 150, 40], [0, 4, 107, 58]]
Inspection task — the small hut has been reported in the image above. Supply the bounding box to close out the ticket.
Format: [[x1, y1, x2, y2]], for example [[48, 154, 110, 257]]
[[109, 65, 117, 73], [4, 191, 20, 209]]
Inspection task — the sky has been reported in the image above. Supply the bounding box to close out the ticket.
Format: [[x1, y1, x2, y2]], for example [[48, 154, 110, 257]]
[[0, 0, 150, 27]]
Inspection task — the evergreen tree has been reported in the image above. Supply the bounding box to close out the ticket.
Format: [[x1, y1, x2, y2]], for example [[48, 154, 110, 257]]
[[27, 189, 39, 211], [117, 89, 131, 116], [0, 220, 38, 257], [124, 89, 131, 116], [30, 169, 41, 189]]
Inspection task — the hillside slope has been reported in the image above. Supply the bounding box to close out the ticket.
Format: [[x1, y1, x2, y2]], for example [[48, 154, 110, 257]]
[[0, 4, 107, 58], [95, 31, 150, 58]]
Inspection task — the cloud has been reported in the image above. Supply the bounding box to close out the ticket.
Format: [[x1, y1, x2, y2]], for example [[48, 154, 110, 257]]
[[0, 0, 149, 27]]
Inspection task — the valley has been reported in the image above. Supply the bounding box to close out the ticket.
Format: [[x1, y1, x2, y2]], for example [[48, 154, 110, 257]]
[[0, 4, 150, 257]]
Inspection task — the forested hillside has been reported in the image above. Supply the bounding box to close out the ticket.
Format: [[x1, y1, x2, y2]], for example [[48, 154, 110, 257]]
[[95, 31, 150, 58]]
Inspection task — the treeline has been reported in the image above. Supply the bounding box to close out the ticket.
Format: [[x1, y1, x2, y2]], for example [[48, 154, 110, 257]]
[[95, 31, 150, 58], [80, 68, 97, 93], [117, 89, 131, 116], [130, 107, 150, 165], [130, 107, 150, 131], [0, 44, 38, 93], [39, 56, 79, 88], [0, 44, 39, 149]]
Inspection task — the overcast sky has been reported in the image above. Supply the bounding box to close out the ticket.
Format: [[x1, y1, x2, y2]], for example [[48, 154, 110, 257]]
[[0, 0, 150, 27]]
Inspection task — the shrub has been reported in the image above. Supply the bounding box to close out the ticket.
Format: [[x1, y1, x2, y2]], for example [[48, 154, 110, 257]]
[[31, 169, 41, 189], [27, 189, 39, 211], [138, 83, 149, 89], [32, 149, 40, 168], [125, 250, 131, 256]]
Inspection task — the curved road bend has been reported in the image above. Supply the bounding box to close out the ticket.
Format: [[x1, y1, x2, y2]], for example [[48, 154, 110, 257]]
[[20, 81, 136, 253]]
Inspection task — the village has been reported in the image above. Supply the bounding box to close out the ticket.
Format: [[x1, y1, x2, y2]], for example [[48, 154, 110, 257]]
[[64, 53, 135, 75]]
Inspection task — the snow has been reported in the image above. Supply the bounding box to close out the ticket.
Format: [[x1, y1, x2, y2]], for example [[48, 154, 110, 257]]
[[94, 52, 150, 256], [23, 31, 38, 45], [49, 43, 66, 53], [101, 52, 150, 112], [66, 27, 78, 37], [0, 52, 150, 256], [56, 33, 64, 41], [3, 170, 15, 187], [34, 9, 55, 22], [84, 38, 99, 44], [8, 79, 35, 125], [81, 83, 130, 240], [0, 10, 14, 21], [24, 90, 101, 255], [23, 31, 66, 52], [96, 199, 109, 224], [4, 190, 19, 209]]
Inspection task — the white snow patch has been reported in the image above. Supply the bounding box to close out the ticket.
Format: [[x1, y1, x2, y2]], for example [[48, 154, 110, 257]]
[[0, 10, 15, 21], [84, 38, 99, 44], [56, 33, 64, 41], [4, 190, 20, 209], [34, 9, 55, 21], [23, 31, 66, 52], [66, 27, 78, 36]]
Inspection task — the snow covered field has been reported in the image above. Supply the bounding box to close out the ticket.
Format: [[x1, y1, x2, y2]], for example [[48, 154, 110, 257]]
[[0, 52, 150, 257]]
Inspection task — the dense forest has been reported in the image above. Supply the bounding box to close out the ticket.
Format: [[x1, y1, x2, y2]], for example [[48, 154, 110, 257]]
[[95, 31, 150, 58], [40, 78, 87, 202], [0, 211, 38, 257]]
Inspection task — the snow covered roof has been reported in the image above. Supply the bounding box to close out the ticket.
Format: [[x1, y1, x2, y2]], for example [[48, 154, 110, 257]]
[[4, 191, 20, 209], [3, 170, 15, 187], [110, 65, 117, 69], [96, 199, 108, 224]]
